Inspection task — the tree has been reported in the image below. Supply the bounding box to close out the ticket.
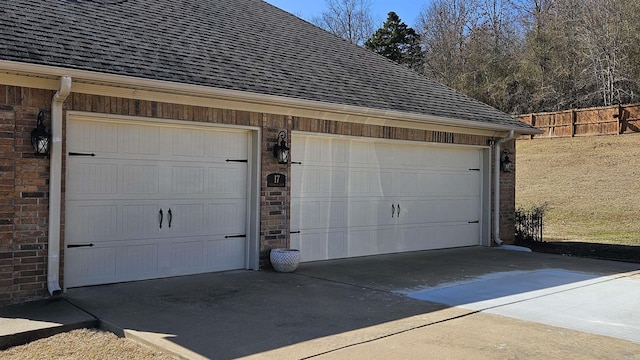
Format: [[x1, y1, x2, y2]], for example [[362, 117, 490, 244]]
[[311, 0, 374, 46], [576, 0, 639, 107], [365, 12, 423, 70], [417, 0, 523, 112]]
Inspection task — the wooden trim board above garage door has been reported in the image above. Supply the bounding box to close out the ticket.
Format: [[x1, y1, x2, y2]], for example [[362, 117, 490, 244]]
[[64, 115, 255, 287], [290, 133, 485, 262]]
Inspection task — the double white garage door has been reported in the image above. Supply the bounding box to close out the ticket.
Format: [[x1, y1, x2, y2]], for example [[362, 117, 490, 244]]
[[64, 118, 484, 287], [291, 134, 484, 262], [65, 117, 250, 287]]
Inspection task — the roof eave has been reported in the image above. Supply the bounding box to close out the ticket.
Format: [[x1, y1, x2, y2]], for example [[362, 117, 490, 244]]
[[0, 60, 539, 136]]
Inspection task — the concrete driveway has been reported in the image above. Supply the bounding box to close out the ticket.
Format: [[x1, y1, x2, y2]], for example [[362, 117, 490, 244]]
[[64, 247, 640, 359]]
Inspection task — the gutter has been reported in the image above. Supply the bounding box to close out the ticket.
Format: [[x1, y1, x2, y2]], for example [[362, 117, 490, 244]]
[[493, 130, 515, 246], [47, 76, 71, 296]]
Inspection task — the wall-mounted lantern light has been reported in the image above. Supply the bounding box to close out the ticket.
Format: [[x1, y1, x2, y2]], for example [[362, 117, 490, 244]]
[[273, 131, 289, 164], [501, 149, 513, 173], [31, 111, 51, 156]]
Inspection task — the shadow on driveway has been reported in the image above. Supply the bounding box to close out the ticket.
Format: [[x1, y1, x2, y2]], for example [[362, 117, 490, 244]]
[[64, 247, 640, 359]]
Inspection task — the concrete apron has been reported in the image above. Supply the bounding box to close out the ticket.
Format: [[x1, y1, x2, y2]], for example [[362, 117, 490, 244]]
[[64, 247, 640, 360]]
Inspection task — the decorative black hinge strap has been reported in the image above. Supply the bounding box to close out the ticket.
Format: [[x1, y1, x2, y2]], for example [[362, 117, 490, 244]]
[[67, 244, 94, 248], [69, 152, 96, 157], [225, 234, 247, 238], [226, 159, 248, 163], [469, 168, 480, 171], [468, 220, 480, 224]]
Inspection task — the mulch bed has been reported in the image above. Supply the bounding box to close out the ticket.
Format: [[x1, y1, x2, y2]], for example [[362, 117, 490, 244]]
[[516, 240, 640, 264]]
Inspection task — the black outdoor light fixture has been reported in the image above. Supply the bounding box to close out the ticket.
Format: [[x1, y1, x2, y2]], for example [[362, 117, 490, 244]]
[[273, 131, 290, 164], [31, 111, 51, 156], [501, 149, 513, 173]]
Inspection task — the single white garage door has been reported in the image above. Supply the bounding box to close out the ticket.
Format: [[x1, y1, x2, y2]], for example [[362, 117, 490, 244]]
[[291, 134, 483, 262], [65, 117, 249, 287]]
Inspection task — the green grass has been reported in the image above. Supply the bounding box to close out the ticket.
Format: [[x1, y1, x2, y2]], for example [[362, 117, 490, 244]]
[[516, 133, 640, 246]]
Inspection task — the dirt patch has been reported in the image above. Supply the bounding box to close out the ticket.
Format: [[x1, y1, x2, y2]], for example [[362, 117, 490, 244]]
[[517, 240, 640, 264], [0, 328, 176, 359]]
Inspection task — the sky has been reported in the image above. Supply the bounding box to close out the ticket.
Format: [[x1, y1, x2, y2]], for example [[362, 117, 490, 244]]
[[263, 0, 428, 27]]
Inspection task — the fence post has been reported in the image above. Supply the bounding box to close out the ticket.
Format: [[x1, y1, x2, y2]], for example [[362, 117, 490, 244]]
[[571, 109, 576, 137], [617, 105, 622, 134], [530, 114, 535, 139]]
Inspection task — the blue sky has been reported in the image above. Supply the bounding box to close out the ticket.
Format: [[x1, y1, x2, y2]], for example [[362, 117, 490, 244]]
[[263, 1, 428, 27]]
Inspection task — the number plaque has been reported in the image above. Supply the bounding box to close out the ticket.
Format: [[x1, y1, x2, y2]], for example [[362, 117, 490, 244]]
[[267, 173, 286, 187]]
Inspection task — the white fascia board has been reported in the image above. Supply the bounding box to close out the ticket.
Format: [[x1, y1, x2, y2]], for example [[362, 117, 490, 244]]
[[0, 61, 541, 136]]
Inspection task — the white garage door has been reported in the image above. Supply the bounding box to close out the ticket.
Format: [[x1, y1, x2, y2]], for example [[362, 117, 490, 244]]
[[291, 134, 483, 262], [65, 117, 249, 287]]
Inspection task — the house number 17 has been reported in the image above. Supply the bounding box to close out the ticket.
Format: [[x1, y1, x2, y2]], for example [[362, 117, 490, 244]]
[[267, 173, 286, 187]]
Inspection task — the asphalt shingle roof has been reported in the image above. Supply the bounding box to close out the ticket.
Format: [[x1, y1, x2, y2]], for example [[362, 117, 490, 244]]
[[1, 0, 534, 130]]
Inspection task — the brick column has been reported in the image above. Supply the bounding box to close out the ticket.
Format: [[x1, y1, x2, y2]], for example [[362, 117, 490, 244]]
[[259, 114, 292, 267], [499, 139, 516, 243]]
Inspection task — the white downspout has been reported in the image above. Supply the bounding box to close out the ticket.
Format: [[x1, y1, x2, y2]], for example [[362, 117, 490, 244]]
[[48, 76, 72, 296], [493, 130, 515, 246]]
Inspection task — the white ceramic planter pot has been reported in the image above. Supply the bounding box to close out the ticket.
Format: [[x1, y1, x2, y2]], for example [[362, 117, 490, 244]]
[[270, 248, 301, 273]]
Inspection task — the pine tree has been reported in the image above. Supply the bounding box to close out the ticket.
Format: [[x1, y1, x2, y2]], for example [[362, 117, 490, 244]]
[[365, 12, 423, 70]]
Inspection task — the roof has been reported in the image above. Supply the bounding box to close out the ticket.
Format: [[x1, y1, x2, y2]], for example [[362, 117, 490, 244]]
[[0, 0, 536, 132]]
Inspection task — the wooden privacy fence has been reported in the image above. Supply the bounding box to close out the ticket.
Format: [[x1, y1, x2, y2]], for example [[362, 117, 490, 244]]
[[515, 104, 640, 139]]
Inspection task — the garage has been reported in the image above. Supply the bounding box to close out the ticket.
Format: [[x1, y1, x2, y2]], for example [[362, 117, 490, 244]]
[[291, 134, 486, 262], [64, 115, 252, 287]]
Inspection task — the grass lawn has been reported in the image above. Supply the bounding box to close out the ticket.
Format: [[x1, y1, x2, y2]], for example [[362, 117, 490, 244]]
[[516, 133, 640, 247]]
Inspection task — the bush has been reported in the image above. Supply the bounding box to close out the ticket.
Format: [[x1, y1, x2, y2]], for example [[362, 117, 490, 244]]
[[515, 204, 546, 242]]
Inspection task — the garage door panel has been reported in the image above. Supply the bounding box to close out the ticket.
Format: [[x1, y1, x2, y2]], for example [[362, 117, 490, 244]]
[[171, 241, 204, 272], [119, 124, 161, 155], [292, 199, 346, 230], [122, 204, 163, 236], [206, 165, 247, 196], [67, 120, 119, 154], [394, 171, 418, 196], [117, 244, 159, 277], [65, 247, 117, 287], [65, 204, 119, 241], [291, 232, 326, 262], [438, 173, 479, 196], [349, 141, 374, 166], [171, 166, 205, 194], [172, 128, 205, 157], [66, 118, 249, 287], [293, 136, 347, 165], [67, 162, 119, 196], [292, 167, 347, 197], [207, 201, 246, 234], [349, 169, 393, 196], [204, 131, 249, 160], [372, 143, 396, 166], [348, 200, 373, 227], [348, 228, 379, 257], [415, 173, 478, 197], [123, 164, 160, 194], [403, 198, 479, 224], [167, 203, 205, 233], [291, 230, 348, 262], [205, 238, 245, 270], [436, 223, 480, 248]]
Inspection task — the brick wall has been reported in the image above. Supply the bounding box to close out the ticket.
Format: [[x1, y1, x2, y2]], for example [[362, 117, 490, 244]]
[[0, 85, 517, 304], [1, 86, 54, 305]]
